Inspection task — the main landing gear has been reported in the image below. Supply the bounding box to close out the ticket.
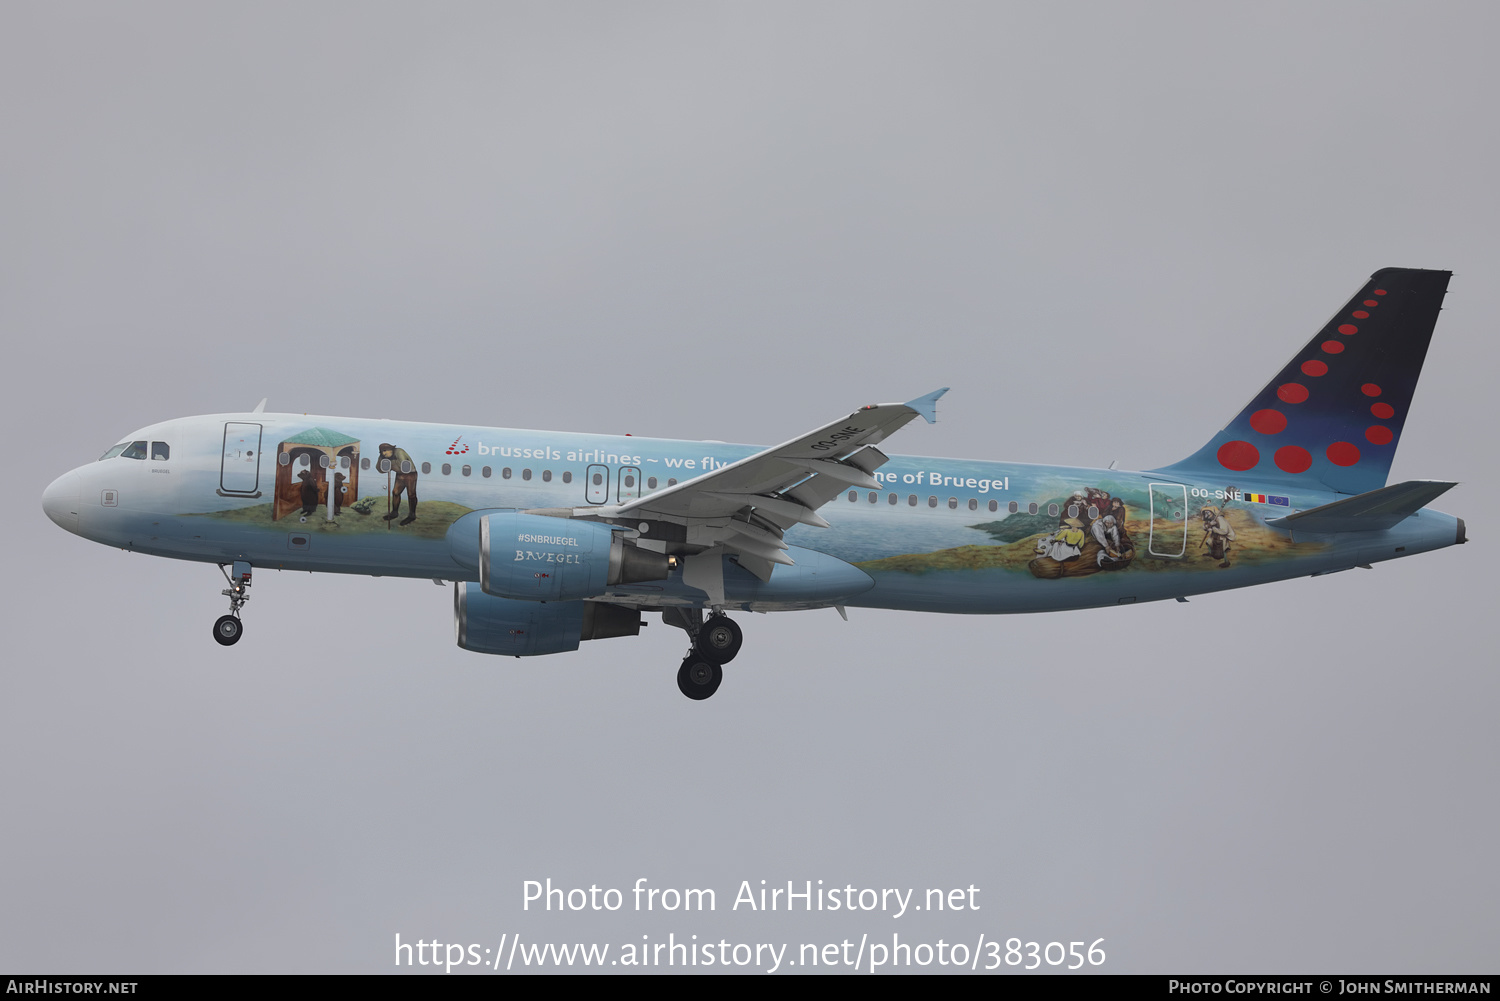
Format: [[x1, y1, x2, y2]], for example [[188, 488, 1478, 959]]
[[666, 609, 743, 701], [214, 561, 252, 647]]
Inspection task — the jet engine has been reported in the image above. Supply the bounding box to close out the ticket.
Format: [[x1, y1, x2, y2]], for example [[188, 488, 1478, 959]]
[[479, 512, 670, 601], [455, 584, 645, 657]]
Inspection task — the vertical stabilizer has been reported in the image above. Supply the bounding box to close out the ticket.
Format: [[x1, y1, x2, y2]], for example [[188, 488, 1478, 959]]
[[1150, 268, 1450, 495]]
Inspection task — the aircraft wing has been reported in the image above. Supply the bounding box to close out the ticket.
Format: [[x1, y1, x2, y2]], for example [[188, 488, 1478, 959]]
[[581, 389, 947, 580]]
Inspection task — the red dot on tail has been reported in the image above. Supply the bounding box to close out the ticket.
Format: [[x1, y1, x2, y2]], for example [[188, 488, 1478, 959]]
[[1366, 425, 1393, 445], [1327, 441, 1361, 466], [1363, 300, 1379, 307], [1274, 446, 1312, 473], [1301, 360, 1328, 377], [1371, 402, 1395, 419], [1278, 383, 1309, 403], [1217, 441, 1260, 471], [1361, 383, 1381, 396], [1337, 324, 1358, 335], [1352, 310, 1369, 319], [1322, 340, 1345, 354], [1249, 409, 1287, 435], [1373, 289, 1387, 295]]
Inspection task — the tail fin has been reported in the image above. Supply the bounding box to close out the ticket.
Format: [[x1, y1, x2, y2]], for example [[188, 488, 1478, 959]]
[[1150, 267, 1451, 495]]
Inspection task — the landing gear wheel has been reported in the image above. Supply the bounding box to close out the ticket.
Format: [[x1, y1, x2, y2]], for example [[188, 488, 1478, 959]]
[[213, 615, 243, 647], [694, 615, 742, 665], [677, 656, 723, 700]]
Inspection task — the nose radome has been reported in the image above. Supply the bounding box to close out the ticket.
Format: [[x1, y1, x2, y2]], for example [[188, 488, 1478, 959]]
[[42, 469, 82, 534]]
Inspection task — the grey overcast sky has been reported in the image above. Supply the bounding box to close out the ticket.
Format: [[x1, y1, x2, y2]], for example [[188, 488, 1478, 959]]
[[2, 1, 1495, 974]]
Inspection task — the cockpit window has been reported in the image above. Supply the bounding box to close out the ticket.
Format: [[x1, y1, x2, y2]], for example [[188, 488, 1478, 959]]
[[119, 441, 148, 460], [151, 442, 170, 461], [99, 443, 129, 461]]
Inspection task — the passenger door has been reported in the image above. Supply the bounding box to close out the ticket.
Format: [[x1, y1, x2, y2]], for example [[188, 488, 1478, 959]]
[[220, 423, 263, 496], [1147, 483, 1187, 557]]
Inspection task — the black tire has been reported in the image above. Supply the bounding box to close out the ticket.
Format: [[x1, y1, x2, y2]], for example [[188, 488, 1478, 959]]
[[694, 615, 743, 665], [213, 614, 243, 647], [676, 656, 722, 700]]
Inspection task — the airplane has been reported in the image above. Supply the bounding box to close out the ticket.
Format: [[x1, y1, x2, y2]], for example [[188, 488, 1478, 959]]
[[42, 267, 1465, 700]]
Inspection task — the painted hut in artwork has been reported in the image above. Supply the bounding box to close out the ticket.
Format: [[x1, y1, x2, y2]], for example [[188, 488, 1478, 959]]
[[273, 428, 361, 521]]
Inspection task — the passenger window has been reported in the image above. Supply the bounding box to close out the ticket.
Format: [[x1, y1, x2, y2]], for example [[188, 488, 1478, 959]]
[[868, 492, 878, 503], [622, 473, 633, 487], [888, 493, 898, 505], [1067, 504, 1079, 518], [120, 440, 148, 460], [848, 491, 858, 502], [522, 469, 532, 481], [968, 498, 978, 511], [441, 463, 452, 475], [1048, 504, 1060, 517], [907, 494, 917, 506], [1088, 505, 1098, 519], [482, 466, 492, 478], [667, 478, 678, 487], [647, 477, 658, 489], [928, 496, 937, 508], [988, 500, 998, 512], [400, 460, 413, 474], [319, 454, 329, 468], [378, 458, 392, 473], [562, 471, 573, 484], [1028, 502, 1038, 515], [1008, 501, 1018, 514], [421, 462, 432, 474], [462, 465, 472, 477], [277, 452, 290, 466], [948, 497, 958, 509], [592, 472, 604, 485], [361, 457, 370, 470], [151, 442, 170, 461], [502, 468, 512, 479]]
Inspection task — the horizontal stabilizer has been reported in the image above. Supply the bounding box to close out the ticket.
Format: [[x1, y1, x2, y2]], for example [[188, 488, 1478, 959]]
[[1266, 480, 1456, 534]]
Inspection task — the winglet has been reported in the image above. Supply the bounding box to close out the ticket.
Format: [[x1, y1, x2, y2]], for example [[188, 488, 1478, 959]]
[[252, 398, 267, 414], [905, 387, 949, 424]]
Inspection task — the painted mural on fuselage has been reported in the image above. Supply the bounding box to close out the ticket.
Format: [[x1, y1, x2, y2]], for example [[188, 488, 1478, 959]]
[[81, 410, 1404, 615]]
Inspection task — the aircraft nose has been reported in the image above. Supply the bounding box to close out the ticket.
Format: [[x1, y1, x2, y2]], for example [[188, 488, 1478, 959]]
[[42, 469, 82, 534]]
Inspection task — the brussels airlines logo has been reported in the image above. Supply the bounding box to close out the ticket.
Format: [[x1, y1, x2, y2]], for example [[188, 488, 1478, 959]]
[[445, 436, 470, 456]]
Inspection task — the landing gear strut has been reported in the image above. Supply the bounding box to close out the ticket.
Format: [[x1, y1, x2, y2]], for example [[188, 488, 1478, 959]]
[[214, 561, 252, 647], [663, 607, 741, 700]]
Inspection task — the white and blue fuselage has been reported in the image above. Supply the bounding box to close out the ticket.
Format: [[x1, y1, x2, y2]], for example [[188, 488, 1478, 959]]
[[42, 411, 1464, 617]]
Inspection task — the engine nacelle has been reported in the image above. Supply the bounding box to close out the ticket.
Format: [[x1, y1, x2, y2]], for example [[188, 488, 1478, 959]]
[[455, 584, 645, 657], [479, 512, 670, 601]]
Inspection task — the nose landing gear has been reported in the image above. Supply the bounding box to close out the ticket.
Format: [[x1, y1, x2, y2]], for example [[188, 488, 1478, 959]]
[[213, 561, 252, 647]]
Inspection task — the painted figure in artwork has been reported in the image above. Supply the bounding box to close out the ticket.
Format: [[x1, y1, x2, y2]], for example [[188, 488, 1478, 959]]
[[1200, 505, 1235, 568], [379, 443, 419, 526]]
